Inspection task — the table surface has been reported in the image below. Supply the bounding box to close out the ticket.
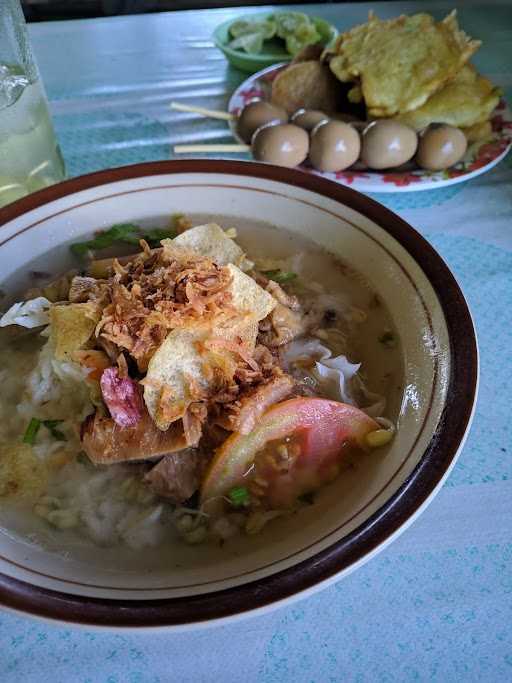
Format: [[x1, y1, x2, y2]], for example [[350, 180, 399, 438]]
[[2, 2, 512, 681]]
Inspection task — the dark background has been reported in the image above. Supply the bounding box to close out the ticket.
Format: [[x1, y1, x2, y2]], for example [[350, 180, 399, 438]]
[[22, 1, 372, 21]]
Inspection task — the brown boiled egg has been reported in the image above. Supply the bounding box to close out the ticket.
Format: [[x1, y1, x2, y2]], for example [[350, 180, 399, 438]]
[[309, 120, 361, 172], [416, 124, 468, 171], [361, 120, 418, 170], [236, 101, 288, 144], [251, 123, 309, 167], [291, 109, 329, 132]]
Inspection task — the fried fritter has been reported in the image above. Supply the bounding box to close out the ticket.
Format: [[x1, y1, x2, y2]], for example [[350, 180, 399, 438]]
[[290, 43, 324, 64], [329, 11, 480, 117], [461, 120, 493, 143], [271, 60, 342, 115], [394, 65, 501, 130]]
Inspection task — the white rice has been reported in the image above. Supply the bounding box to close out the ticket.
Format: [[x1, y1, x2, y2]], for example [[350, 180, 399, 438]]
[[0, 334, 171, 550]]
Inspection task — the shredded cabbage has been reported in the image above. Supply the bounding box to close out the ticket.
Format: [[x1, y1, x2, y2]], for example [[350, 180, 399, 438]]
[[281, 338, 386, 416], [18, 338, 92, 424], [315, 348, 361, 403], [281, 339, 359, 403], [0, 297, 51, 329]]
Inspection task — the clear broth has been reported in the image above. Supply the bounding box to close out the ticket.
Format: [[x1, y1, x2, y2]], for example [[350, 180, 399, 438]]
[[0, 216, 404, 563]]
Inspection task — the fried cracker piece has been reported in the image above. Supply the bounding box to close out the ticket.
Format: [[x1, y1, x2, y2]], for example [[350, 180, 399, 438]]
[[143, 314, 259, 431], [227, 264, 276, 321], [395, 65, 500, 130], [271, 60, 343, 115], [49, 302, 100, 361], [169, 223, 246, 268], [329, 11, 480, 117]]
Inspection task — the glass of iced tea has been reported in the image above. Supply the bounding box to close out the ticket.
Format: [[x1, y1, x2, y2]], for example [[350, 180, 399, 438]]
[[0, 0, 65, 209]]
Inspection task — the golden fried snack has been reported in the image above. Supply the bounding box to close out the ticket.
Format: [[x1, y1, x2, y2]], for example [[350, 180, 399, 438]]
[[290, 43, 324, 64], [271, 60, 342, 115], [395, 65, 500, 130], [461, 120, 493, 143], [329, 11, 480, 117]]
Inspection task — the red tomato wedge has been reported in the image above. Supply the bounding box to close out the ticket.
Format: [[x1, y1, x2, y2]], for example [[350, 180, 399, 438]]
[[200, 398, 379, 509]]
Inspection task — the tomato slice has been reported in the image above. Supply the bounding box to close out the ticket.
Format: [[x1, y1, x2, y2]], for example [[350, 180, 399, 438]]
[[200, 398, 379, 509]]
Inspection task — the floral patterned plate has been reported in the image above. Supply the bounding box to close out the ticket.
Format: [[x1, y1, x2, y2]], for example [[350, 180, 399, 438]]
[[228, 64, 512, 192]]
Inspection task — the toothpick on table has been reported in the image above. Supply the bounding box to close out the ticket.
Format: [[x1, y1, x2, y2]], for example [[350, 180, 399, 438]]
[[174, 144, 250, 154], [170, 102, 235, 121]]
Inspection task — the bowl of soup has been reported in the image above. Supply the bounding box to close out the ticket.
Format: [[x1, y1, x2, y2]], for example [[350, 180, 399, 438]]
[[0, 160, 477, 628]]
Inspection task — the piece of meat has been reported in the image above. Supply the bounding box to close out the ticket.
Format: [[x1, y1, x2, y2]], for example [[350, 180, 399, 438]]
[[268, 303, 304, 347], [100, 367, 143, 428], [201, 422, 231, 451], [218, 374, 295, 435], [81, 410, 188, 465], [68, 276, 104, 303], [25, 270, 77, 303], [175, 215, 193, 234], [266, 280, 301, 311], [144, 450, 201, 503], [271, 61, 343, 115]]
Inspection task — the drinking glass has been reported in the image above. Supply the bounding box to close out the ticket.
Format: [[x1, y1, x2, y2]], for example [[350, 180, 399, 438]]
[[0, 0, 65, 209]]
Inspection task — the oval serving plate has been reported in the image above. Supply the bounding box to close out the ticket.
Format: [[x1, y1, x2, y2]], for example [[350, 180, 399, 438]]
[[229, 64, 512, 192], [0, 160, 477, 628]]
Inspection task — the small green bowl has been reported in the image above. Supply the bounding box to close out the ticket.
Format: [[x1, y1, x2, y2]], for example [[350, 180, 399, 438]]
[[213, 14, 338, 75]]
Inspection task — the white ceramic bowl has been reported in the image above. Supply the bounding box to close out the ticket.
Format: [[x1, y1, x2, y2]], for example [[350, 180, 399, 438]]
[[0, 161, 478, 628]]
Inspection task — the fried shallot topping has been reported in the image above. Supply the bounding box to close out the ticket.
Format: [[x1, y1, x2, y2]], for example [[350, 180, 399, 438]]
[[93, 244, 234, 370]]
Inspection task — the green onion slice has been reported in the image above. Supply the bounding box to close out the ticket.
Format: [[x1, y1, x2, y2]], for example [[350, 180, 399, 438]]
[[70, 223, 177, 257], [141, 228, 177, 247], [262, 269, 297, 284], [42, 420, 67, 441], [228, 486, 250, 507], [23, 418, 67, 444], [23, 418, 41, 445]]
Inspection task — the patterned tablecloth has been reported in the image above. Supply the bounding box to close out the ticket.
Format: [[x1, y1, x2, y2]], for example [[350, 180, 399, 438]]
[[1, 2, 511, 681]]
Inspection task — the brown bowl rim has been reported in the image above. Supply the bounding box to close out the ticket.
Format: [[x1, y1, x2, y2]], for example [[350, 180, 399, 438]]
[[0, 160, 478, 628]]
